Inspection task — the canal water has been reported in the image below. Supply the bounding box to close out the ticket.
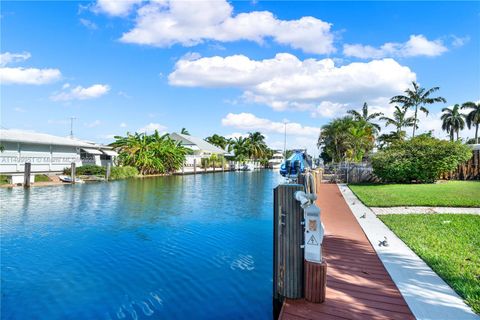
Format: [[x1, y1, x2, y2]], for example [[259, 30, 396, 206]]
[[1, 170, 284, 319]]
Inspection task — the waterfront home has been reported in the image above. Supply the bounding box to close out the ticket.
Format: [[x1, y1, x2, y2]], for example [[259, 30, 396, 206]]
[[169, 132, 228, 167], [0, 129, 117, 183]]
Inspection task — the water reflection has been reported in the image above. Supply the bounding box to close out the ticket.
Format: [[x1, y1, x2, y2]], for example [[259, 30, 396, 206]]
[[1, 170, 283, 319]]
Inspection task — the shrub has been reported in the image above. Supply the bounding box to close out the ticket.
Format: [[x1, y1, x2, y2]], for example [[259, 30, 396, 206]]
[[34, 174, 50, 182], [110, 166, 138, 180], [64, 165, 106, 176], [371, 136, 472, 183], [0, 175, 9, 185]]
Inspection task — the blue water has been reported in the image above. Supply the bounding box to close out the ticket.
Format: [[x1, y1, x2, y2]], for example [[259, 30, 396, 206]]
[[1, 170, 283, 319]]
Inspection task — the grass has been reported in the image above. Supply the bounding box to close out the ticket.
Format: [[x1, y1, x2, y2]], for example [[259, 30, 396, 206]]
[[379, 214, 480, 314], [349, 181, 480, 207], [34, 174, 51, 182], [0, 175, 9, 185]]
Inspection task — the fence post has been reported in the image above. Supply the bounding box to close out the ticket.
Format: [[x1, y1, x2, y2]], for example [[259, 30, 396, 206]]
[[194, 159, 197, 174], [23, 162, 31, 188], [71, 162, 76, 184]]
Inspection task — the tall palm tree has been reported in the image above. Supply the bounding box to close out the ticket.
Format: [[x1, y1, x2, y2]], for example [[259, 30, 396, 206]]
[[441, 104, 465, 141], [379, 105, 417, 134], [461, 101, 480, 144], [391, 81, 446, 137], [347, 102, 383, 133], [180, 128, 190, 135]]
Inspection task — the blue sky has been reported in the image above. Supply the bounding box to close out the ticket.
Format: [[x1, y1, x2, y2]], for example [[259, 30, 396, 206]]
[[1, 1, 479, 155]]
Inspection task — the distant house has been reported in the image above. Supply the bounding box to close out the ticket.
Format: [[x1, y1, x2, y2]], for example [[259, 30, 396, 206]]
[[0, 129, 117, 182], [169, 132, 227, 166]]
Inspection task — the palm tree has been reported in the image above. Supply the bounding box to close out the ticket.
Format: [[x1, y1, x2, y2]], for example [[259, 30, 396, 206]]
[[205, 134, 230, 151], [347, 102, 383, 133], [247, 131, 268, 159], [390, 81, 446, 137], [231, 137, 249, 161], [441, 104, 465, 141], [379, 105, 417, 135], [180, 128, 190, 135], [462, 101, 480, 144]]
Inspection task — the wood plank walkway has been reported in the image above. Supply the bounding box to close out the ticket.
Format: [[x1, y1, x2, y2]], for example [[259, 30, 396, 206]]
[[279, 184, 415, 320]]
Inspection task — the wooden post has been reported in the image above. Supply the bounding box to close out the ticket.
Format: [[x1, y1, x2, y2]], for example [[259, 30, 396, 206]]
[[273, 184, 305, 300], [222, 158, 225, 172], [23, 162, 31, 188], [182, 163, 185, 174], [304, 260, 327, 303], [213, 160, 215, 172], [106, 163, 111, 181], [71, 162, 76, 184], [194, 159, 197, 174]]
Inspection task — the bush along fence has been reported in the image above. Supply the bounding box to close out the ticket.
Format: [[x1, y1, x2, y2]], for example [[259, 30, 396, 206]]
[[440, 147, 479, 180]]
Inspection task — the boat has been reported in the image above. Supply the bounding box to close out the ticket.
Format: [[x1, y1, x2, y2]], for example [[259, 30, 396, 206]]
[[58, 175, 84, 183], [240, 163, 255, 171], [279, 150, 309, 178], [268, 152, 284, 169]]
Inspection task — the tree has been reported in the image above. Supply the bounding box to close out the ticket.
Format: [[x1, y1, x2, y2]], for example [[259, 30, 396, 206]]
[[247, 131, 268, 160], [462, 101, 480, 144], [441, 104, 465, 141], [390, 81, 446, 137], [180, 128, 190, 135], [111, 131, 187, 175], [347, 102, 383, 133], [318, 117, 375, 163], [379, 105, 417, 134], [205, 134, 230, 151]]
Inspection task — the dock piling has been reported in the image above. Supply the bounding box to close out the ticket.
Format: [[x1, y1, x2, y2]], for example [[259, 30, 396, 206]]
[[23, 162, 31, 188], [273, 184, 305, 301], [106, 163, 111, 181], [71, 162, 76, 184], [194, 159, 197, 174]]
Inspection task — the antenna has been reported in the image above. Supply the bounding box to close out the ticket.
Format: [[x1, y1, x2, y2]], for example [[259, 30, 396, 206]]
[[69, 117, 77, 138], [283, 120, 288, 158]]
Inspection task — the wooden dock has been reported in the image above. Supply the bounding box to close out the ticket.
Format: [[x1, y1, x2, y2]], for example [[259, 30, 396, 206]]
[[279, 183, 415, 320]]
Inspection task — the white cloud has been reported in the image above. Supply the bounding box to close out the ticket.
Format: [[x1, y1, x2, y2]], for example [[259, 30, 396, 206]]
[[85, 120, 102, 128], [14, 107, 26, 113], [137, 123, 167, 134], [0, 52, 31, 66], [114, 0, 335, 54], [79, 18, 98, 30], [93, 0, 142, 16], [450, 35, 470, 48], [222, 113, 319, 137], [120, 122, 127, 128], [51, 84, 110, 101], [343, 34, 448, 59], [0, 51, 62, 85], [169, 53, 416, 116]]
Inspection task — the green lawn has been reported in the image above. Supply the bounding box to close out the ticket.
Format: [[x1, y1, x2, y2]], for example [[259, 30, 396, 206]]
[[380, 214, 480, 314], [349, 181, 480, 207]]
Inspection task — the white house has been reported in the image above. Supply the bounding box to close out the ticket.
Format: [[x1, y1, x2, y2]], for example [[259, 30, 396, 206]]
[[169, 132, 228, 166], [0, 129, 117, 183]]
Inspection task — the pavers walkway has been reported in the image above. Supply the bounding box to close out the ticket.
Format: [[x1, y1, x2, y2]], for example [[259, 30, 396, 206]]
[[280, 183, 415, 320], [339, 184, 479, 320], [371, 206, 480, 215]]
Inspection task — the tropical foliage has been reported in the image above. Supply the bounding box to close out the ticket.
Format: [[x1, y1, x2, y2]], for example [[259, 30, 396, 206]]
[[462, 101, 480, 144], [441, 104, 466, 141], [206, 132, 273, 163], [110, 131, 187, 175], [317, 117, 375, 163], [371, 136, 472, 183], [347, 102, 383, 133], [390, 81, 446, 137], [110, 166, 139, 180]]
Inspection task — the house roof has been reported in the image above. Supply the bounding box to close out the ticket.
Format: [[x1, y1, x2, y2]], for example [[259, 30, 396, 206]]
[[169, 132, 227, 154], [0, 129, 110, 149]]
